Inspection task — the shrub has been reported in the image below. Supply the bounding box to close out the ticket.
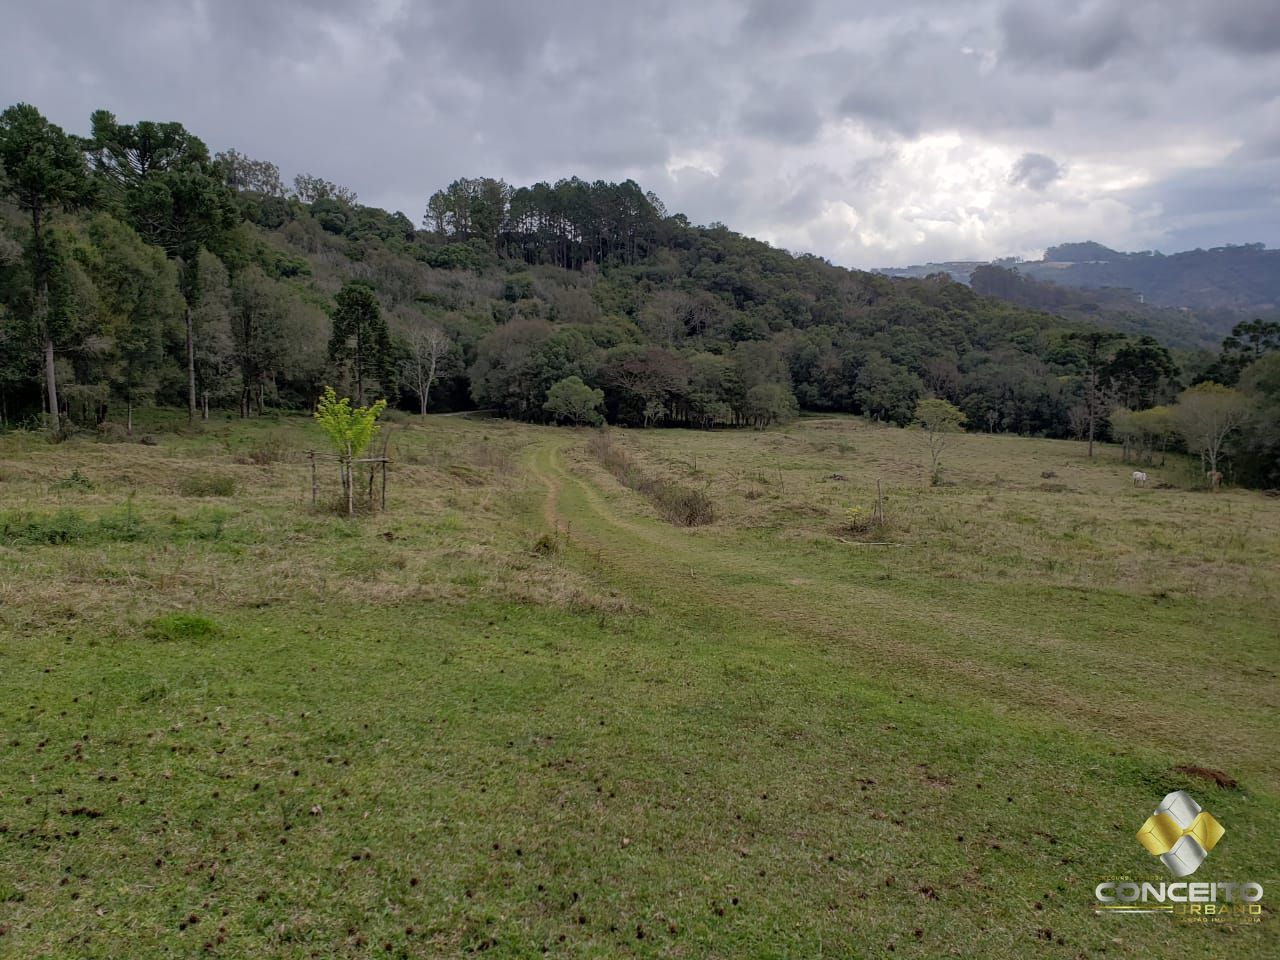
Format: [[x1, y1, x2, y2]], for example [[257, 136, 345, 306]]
[[0, 506, 146, 545], [1, 509, 91, 544], [54, 468, 93, 490], [178, 474, 237, 497], [96, 421, 129, 443], [838, 502, 893, 539], [236, 434, 289, 465], [841, 506, 878, 535], [647, 480, 716, 526]]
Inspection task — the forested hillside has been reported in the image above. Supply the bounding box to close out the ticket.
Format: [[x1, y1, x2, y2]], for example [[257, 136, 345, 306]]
[[883, 241, 1280, 345], [1021, 242, 1280, 313], [968, 265, 1240, 350], [1, 102, 1277, 484]]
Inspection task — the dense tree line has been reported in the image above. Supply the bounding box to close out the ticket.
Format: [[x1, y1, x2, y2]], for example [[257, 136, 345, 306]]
[[1, 101, 1277, 485], [424, 176, 667, 270]]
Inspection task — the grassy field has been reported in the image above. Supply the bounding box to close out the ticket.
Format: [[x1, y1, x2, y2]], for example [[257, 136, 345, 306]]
[[0, 413, 1276, 958]]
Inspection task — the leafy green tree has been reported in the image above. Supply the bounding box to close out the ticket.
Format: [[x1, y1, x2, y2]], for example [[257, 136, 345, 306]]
[[328, 281, 392, 406], [1234, 353, 1280, 487], [599, 345, 690, 426], [743, 382, 798, 429], [543, 375, 604, 425], [1103, 335, 1179, 409], [232, 266, 288, 416], [190, 250, 236, 418], [1201, 319, 1280, 386], [1170, 382, 1253, 483], [1066, 330, 1125, 456], [1222, 318, 1280, 363], [87, 110, 239, 420], [77, 214, 184, 429], [913, 397, 967, 485], [214, 149, 284, 196], [292, 173, 357, 204], [1131, 404, 1177, 465], [1108, 407, 1141, 463], [854, 352, 923, 425], [470, 320, 595, 420], [0, 103, 92, 426], [686, 352, 732, 428], [313, 386, 386, 514], [470, 318, 552, 418], [0, 234, 33, 423]]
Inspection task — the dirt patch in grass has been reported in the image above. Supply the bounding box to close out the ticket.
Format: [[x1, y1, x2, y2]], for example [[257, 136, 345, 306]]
[[1173, 764, 1239, 790]]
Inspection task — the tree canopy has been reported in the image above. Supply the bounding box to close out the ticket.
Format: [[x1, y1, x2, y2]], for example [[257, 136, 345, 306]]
[[1, 99, 1277, 485]]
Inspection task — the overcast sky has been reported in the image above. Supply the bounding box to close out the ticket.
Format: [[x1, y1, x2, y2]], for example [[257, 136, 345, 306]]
[[4, 0, 1278, 267]]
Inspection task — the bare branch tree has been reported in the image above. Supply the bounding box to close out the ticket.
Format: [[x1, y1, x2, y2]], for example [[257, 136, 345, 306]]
[[402, 323, 450, 415]]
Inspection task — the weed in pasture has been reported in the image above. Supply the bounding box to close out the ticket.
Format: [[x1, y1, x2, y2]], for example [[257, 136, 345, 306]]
[[0, 503, 233, 547], [532, 532, 559, 555], [54, 467, 93, 490], [469, 439, 515, 475], [145, 612, 221, 643], [0, 506, 144, 545], [235, 433, 289, 465], [177, 473, 237, 497]]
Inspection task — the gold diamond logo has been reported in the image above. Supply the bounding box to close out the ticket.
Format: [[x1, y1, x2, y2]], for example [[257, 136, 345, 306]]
[[1136, 791, 1224, 877]]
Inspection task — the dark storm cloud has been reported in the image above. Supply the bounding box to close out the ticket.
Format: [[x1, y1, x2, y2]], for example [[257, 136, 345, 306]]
[[739, 83, 825, 144], [1194, 0, 1280, 55], [740, 0, 818, 39], [999, 1, 1135, 70], [1009, 153, 1063, 191], [1121, 151, 1280, 251], [2, 0, 1277, 266]]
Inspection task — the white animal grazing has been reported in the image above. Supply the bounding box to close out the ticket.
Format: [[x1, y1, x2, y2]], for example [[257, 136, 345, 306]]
[[1132, 471, 1149, 487]]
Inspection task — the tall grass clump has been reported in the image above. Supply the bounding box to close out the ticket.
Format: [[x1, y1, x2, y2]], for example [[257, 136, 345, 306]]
[[0, 506, 147, 545], [177, 473, 237, 497], [235, 433, 289, 465], [588, 432, 715, 526]]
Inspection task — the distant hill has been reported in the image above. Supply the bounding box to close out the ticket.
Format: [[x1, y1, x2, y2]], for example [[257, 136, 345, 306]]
[[878, 241, 1280, 349], [1019, 243, 1280, 314], [1041, 241, 1122, 262]]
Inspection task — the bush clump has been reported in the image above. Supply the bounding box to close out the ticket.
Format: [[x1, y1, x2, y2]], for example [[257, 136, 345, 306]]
[[178, 473, 237, 497], [1, 507, 147, 545], [235, 434, 288, 465]]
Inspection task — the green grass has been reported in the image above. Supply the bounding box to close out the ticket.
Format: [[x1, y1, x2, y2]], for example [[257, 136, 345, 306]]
[[0, 415, 1276, 957]]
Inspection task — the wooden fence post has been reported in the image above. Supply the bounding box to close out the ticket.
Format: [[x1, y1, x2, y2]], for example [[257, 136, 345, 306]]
[[345, 457, 354, 516]]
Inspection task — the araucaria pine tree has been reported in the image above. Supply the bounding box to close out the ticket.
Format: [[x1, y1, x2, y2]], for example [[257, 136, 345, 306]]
[[328, 281, 392, 406]]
